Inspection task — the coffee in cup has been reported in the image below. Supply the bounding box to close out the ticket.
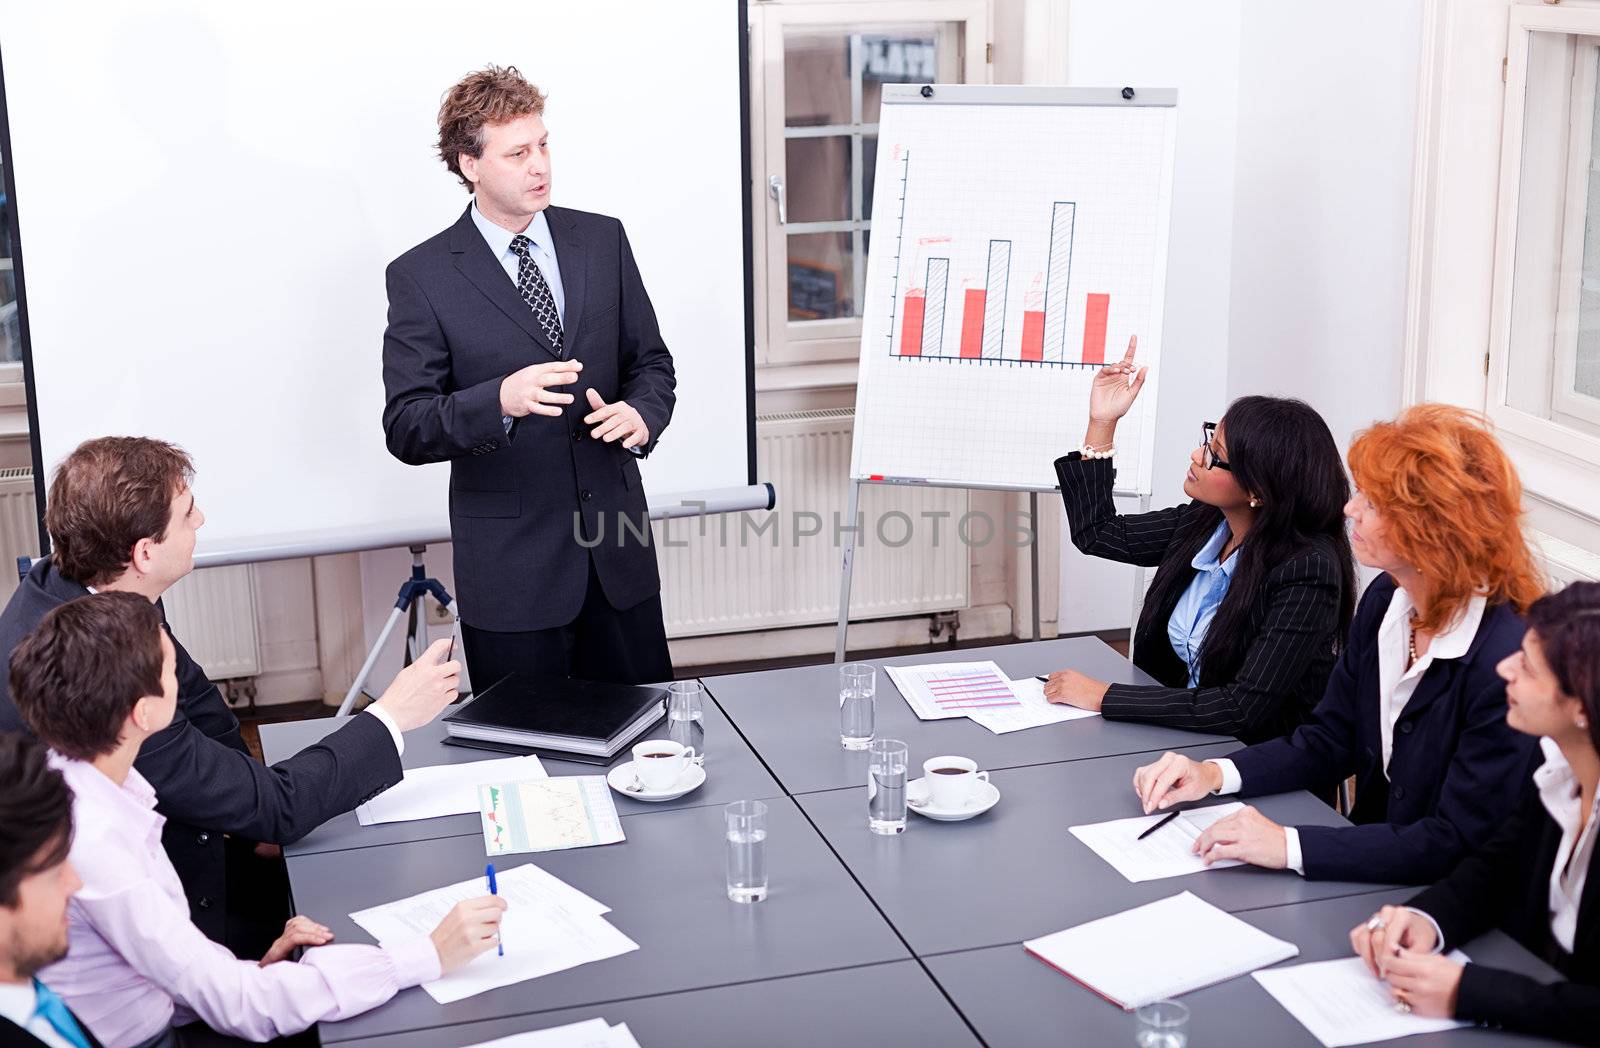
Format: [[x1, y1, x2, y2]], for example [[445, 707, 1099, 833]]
[[923, 755, 989, 808], [632, 739, 698, 791]]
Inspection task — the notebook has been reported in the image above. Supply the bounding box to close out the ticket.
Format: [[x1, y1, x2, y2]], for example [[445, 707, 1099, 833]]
[[1023, 891, 1299, 1009], [442, 673, 668, 758]]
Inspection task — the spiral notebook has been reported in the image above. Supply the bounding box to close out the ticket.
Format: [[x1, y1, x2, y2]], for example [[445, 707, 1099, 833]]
[[1024, 891, 1299, 1010]]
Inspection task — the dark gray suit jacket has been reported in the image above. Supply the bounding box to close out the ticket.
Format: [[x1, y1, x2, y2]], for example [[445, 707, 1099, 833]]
[[381, 205, 676, 632]]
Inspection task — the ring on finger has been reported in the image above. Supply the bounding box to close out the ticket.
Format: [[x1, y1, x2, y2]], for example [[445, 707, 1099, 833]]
[[1365, 915, 1386, 932]]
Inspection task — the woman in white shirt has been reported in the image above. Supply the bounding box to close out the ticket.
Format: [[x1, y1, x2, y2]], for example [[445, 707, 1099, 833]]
[[1349, 580, 1600, 1040], [12, 592, 507, 1048]]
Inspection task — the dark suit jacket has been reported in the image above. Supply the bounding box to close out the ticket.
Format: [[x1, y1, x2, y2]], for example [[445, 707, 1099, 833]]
[[381, 204, 677, 633], [1407, 783, 1600, 1041], [1227, 573, 1539, 883], [0, 1008, 105, 1048], [1055, 454, 1344, 743], [0, 560, 401, 944]]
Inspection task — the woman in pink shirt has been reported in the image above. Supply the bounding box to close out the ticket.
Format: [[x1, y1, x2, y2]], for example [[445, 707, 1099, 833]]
[[12, 592, 507, 1048]]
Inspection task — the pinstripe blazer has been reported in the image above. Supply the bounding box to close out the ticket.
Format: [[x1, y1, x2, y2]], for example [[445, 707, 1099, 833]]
[[1054, 454, 1344, 743]]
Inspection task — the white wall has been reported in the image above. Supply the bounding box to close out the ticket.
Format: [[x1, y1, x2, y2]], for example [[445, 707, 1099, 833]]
[[1058, 0, 1421, 631], [1059, 0, 1244, 631], [1225, 0, 1420, 447]]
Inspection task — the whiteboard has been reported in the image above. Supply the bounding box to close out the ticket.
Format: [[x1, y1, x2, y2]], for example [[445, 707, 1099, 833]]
[[2, 1, 752, 562], [849, 85, 1177, 494]]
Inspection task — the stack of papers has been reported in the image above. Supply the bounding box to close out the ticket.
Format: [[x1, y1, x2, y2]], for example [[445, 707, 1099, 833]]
[[885, 661, 1098, 735], [479, 776, 625, 855], [1025, 891, 1299, 1009], [1069, 802, 1246, 882], [356, 756, 547, 826], [350, 863, 638, 1003], [1253, 953, 1471, 1047], [466, 1018, 643, 1048]]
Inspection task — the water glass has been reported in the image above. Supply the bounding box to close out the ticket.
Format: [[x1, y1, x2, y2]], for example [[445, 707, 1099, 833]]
[[867, 738, 909, 835], [725, 800, 768, 903], [1134, 1000, 1189, 1048], [667, 681, 706, 758], [840, 663, 876, 750]]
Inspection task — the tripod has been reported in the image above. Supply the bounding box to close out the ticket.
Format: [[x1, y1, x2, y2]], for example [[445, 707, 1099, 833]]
[[336, 544, 457, 716]]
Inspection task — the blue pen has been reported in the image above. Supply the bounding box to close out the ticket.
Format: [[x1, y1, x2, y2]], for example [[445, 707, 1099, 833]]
[[485, 863, 503, 956]]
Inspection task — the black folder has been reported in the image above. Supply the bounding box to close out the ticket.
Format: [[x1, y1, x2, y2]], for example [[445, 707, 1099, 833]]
[[441, 672, 669, 760]]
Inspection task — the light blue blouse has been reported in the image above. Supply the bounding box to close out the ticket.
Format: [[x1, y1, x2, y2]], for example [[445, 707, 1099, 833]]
[[1166, 520, 1238, 688]]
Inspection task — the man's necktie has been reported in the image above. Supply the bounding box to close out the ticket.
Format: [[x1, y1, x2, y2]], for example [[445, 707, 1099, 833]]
[[31, 980, 93, 1048], [509, 235, 565, 358]]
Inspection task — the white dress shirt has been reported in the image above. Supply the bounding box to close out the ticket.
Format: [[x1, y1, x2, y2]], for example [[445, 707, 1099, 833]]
[[39, 756, 439, 1048], [0, 981, 75, 1048], [470, 200, 565, 320], [1208, 586, 1488, 875]]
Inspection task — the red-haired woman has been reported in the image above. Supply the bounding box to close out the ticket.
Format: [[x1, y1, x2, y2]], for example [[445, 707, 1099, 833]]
[[1131, 404, 1545, 884]]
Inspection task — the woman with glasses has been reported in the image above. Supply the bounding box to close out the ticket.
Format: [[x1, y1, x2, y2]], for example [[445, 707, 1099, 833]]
[[1048, 337, 1356, 744], [1131, 404, 1542, 883]]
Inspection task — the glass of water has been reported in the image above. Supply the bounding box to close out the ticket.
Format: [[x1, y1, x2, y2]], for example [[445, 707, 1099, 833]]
[[668, 681, 706, 759], [840, 663, 876, 750], [1135, 1000, 1189, 1048], [725, 800, 768, 903], [867, 738, 909, 835]]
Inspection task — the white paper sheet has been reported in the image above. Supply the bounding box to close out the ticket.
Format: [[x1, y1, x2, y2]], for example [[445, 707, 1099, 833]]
[[966, 676, 1100, 734], [349, 863, 637, 1003], [885, 661, 1024, 721], [356, 756, 548, 825], [1024, 891, 1299, 1009], [1252, 953, 1472, 1047], [1069, 803, 1247, 882], [465, 1019, 644, 1048], [480, 776, 625, 855]]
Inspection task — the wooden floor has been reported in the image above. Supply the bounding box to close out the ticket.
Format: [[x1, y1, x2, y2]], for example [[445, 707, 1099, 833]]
[[235, 629, 1132, 762]]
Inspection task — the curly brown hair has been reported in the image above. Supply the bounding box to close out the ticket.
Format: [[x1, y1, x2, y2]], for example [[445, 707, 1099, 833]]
[[437, 65, 547, 191], [46, 437, 194, 587]]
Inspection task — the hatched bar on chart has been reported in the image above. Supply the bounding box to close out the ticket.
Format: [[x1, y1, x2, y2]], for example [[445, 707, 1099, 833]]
[[1082, 293, 1110, 365], [922, 258, 949, 357], [1042, 202, 1076, 362], [981, 240, 1011, 360]]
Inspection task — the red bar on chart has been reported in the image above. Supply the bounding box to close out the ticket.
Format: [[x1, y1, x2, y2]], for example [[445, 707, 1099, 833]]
[[960, 289, 986, 358], [1082, 293, 1110, 364], [1021, 310, 1044, 361], [900, 290, 926, 356]]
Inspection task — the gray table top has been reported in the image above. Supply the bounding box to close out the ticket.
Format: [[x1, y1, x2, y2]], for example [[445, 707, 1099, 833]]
[[795, 743, 1403, 956], [925, 889, 1567, 1047], [295, 797, 910, 1043], [258, 702, 784, 856], [332, 959, 979, 1048], [704, 637, 1233, 795]]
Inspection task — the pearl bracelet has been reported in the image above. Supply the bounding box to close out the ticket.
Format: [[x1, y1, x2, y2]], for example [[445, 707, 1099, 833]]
[[1079, 443, 1116, 459]]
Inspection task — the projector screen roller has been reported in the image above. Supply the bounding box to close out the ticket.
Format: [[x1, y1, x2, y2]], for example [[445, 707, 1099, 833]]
[[1, 1, 754, 564]]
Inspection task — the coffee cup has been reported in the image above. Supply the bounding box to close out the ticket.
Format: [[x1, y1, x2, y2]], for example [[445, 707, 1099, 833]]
[[923, 755, 989, 809], [632, 739, 698, 791]]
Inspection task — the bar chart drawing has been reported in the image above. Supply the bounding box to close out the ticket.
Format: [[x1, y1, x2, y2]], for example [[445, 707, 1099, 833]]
[[851, 85, 1176, 494]]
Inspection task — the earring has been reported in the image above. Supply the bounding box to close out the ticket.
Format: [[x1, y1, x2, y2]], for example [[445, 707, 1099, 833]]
[[1579, 717, 1590, 731], [1248, 497, 1260, 509]]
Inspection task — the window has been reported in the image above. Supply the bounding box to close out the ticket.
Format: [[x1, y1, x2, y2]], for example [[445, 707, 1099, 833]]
[[0, 154, 16, 364], [1487, 5, 1600, 518], [750, 1, 988, 368]]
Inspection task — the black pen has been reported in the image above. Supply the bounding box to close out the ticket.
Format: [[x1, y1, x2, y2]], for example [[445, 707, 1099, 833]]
[[1034, 675, 1049, 683], [1136, 810, 1181, 841]]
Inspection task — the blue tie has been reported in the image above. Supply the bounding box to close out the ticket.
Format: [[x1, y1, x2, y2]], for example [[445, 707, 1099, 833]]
[[30, 980, 92, 1048]]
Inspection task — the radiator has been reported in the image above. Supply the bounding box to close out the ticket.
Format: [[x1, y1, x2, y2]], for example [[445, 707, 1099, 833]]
[[655, 408, 969, 637], [153, 565, 263, 681]]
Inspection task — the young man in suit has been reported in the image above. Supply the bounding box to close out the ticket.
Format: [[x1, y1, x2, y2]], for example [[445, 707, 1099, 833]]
[[0, 732, 101, 1048], [382, 65, 676, 692], [0, 437, 463, 956]]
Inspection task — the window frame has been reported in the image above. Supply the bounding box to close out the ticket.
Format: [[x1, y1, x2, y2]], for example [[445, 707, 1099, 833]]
[[749, 0, 990, 371]]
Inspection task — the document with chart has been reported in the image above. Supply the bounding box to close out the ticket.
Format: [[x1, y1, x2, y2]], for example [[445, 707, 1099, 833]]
[[478, 776, 625, 855]]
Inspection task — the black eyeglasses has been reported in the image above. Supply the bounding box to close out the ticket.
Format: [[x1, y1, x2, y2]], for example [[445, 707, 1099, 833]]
[[1201, 422, 1232, 472]]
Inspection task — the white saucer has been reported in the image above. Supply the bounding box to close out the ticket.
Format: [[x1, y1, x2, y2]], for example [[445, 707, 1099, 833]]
[[607, 760, 706, 802], [906, 776, 1000, 821]]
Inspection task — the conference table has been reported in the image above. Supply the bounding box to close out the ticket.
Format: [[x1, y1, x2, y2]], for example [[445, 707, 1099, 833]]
[[261, 637, 1565, 1047]]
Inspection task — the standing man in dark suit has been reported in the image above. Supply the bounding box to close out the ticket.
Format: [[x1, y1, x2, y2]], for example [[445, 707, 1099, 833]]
[[382, 65, 676, 690], [0, 732, 102, 1048], [0, 437, 462, 957]]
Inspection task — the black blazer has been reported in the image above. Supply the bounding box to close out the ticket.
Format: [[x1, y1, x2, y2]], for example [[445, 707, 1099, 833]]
[[1407, 781, 1600, 1041], [1054, 454, 1344, 743], [0, 560, 401, 945], [1228, 574, 1540, 883], [382, 204, 676, 633], [0, 1006, 105, 1048]]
